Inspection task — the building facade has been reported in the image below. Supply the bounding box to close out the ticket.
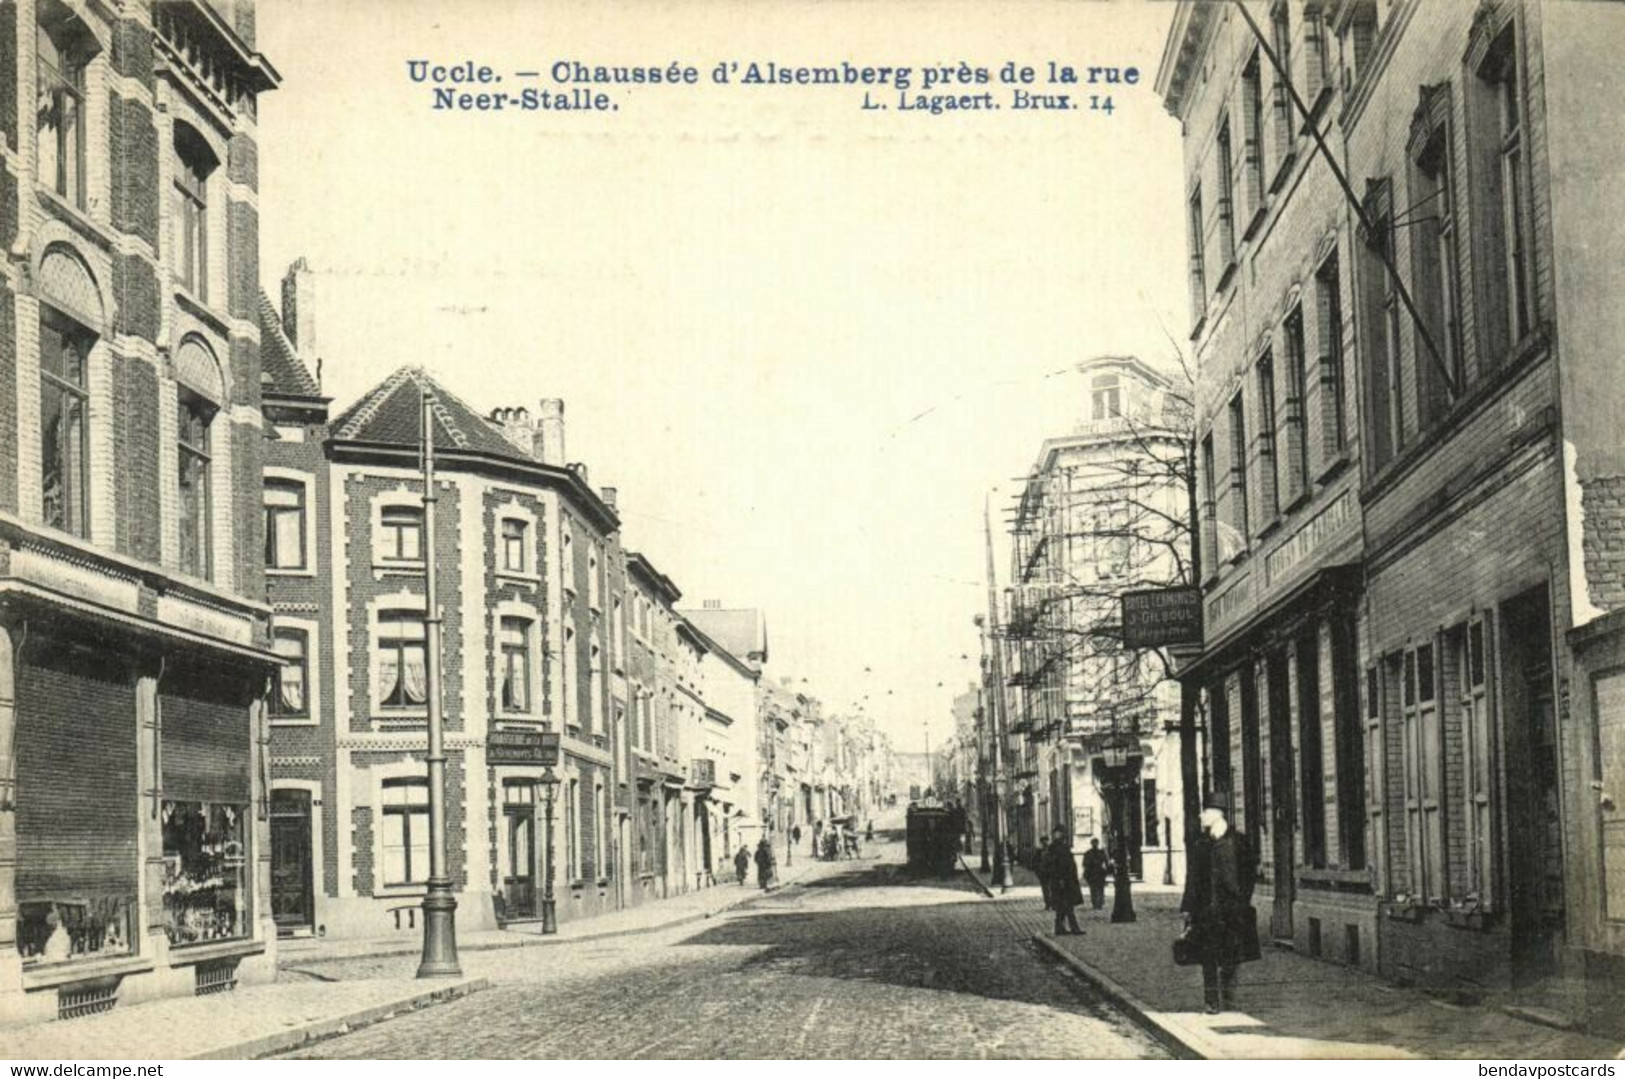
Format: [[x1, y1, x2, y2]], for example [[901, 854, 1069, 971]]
[[1004, 356, 1189, 886], [0, 0, 280, 1024], [1160, 0, 1625, 1029]]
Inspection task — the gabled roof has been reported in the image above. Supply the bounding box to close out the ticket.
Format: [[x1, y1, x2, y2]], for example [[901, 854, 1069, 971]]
[[680, 608, 768, 669], [257, 289, 321, 398], [331, 366, 526, 461], [626, 551, 682, 606]]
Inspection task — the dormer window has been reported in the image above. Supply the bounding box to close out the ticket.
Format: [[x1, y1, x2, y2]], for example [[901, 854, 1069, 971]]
[[1090, 375, 1122, 421]]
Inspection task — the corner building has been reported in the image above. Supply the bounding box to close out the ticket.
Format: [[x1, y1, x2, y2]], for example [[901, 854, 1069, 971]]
[[0, 0, 280, 1024]]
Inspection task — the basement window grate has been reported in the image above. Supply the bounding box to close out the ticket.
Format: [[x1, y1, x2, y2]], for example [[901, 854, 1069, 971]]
[[195, 958, 240, 996], [58, 977, 120, 1021]]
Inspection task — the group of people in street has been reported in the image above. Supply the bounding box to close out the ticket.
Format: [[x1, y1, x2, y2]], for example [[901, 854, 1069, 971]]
[[734, 835, 781, 891], [809, 818, 870, 861], [1028, 792, 1258, 1014]]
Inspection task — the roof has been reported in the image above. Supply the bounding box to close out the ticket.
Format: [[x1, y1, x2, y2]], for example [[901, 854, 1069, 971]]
[[257, 289, 321, 398], [680, 608, 768, 669], [626, 551, 682, 606], [330, 366, 528, 461]]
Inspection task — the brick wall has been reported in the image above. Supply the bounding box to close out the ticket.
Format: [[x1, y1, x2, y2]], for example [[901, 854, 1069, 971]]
[[111, 253, 160, 342], [107, 93, 159, 248], [1581, 477, 1625, 610], [0, 2, 15, 151], [109, 16, 155, 90], [111, 356, 160, 562], [227, 202, 258, 322]]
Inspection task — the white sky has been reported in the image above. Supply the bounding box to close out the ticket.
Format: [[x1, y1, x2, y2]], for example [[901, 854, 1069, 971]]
[[256, 0, 1187, 757]]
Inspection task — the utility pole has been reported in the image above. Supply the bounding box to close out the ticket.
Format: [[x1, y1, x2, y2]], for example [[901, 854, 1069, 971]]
[[417, 388, 461, 978], [983, 498, 1014, 891]]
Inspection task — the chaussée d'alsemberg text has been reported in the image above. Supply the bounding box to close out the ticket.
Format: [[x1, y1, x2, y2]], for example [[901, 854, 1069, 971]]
[[406, 59, 1140, 114]]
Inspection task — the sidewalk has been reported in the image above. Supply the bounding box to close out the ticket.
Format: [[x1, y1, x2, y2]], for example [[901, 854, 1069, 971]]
[[281, 852, 844, 970], [964, 861, 1625, 1060], [2, 977, 486, 1060]]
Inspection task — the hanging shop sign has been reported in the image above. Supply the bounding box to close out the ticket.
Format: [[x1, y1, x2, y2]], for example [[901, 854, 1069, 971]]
[[1121, 586, 1203, 649]]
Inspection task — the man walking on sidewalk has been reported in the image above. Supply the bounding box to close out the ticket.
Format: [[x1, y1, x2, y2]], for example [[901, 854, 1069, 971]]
[[1082, 837, 1110, 911], [1043, 826, 1084, 935], [1180, 792, 1258, 1013], [1035, 835, 1054, 911], [755, 834, 778, 890]]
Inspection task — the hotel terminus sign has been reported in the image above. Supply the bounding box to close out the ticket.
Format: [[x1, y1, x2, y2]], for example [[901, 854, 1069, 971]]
[[1120, 586, 1203, 649]]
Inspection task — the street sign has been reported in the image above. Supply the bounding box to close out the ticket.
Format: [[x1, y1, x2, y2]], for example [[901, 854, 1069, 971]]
[[1120, 586, 1203, 649]]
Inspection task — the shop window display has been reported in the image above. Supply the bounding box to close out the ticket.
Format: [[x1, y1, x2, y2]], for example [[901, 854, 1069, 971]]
[[16, 895, 135, 967], [162, 801, 249, 946]]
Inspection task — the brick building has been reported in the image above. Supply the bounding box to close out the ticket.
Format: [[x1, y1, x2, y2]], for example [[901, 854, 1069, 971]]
[[1159, 0, 1625, 1029], [0, 0, 279, 1023]]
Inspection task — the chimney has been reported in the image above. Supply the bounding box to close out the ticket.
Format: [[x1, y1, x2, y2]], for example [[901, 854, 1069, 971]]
[[536, 398, 565, 465], [487, 405, 538, 457], [280, 258, 318, 356], [600, 486, 618, 509]]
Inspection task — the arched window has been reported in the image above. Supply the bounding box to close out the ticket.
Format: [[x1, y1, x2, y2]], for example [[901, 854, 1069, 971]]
[[177, 390, 215, 579]]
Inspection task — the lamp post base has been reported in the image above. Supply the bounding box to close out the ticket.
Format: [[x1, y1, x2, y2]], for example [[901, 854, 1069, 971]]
[[540, 896, 558, 935], [416, 888, 463, 978]]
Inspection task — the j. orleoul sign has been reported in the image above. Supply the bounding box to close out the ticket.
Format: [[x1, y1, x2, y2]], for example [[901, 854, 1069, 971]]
[[1120, 586, 1203, 649]]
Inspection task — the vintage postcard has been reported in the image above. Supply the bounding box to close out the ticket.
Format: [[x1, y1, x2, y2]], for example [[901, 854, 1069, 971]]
[[1, 0, 1624, 1065]]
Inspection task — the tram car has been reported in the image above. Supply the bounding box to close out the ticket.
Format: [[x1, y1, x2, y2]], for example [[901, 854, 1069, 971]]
[[905, 803, 958, 875]]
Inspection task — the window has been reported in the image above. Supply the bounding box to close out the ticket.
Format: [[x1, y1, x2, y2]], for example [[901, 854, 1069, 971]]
[[1216, 118, 1237, 268], [380, 505, 424, 563], [1401, 643, 1445, 902], [1408, 91, 1460, 426], [39, 310, 91, 537], [177, 392, 214, 579], [1337, 0, 1378, 99], [378, 611, 428, 709], [1227, 392, 1249, 545], [271, 628, 310, 719], [588, 544, 601, 609], [36, 15, 87, 208], [1302, 5, 1331, 108], [1458, 618, 1495, 903], [1256, 350, 1279, 522], [1469, 26, 1532, 368], [1187, 185, 1206, 318], [162, 802, 248, 943], [1269, 2, 1293, 174], [1090, 375, 1121, 421], [595, 781, 607, 880], [1298, 632, 1326, 868], [1200, 433, 1218, 571], [1241, 55, 1266, 224], [1332, 617, 1367, 870], [499, 616, 531, 713], [1282, 308, 1310, 501], [171, 126, 215, 301], [561, 623, 575, 724], [1361, 181, 1404, 469], [612, 596, 624, 669], [590, 643, 604, 732], [264, 479, 307, 570], [500, 518, 527, 573], [1314, 253, 1346, 459], [381, 778, 430, 885], [566, 776, 580, 880]]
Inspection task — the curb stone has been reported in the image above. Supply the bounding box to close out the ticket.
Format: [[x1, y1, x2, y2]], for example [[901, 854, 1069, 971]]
[[196, 977, 490, 1060], [1030, 935, 1207, 1060]]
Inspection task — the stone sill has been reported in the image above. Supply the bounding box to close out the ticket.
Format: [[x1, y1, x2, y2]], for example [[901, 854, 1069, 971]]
[[21, 954, 154, 993], [166, 937, 265, 967]]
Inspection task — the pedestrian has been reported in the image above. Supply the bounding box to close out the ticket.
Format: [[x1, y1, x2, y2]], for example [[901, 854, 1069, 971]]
[[812, 819, 824, 860], [734, 844, 751, 886], [1035, 834, 1054, 911], [1180, 792, 1260, 1014], [1043, 826, 1084, 936], [1082, 837, 1110, 910], [792, 823, 802, 848], [865, 819, 874, 842], [754, 834, 778, 891]]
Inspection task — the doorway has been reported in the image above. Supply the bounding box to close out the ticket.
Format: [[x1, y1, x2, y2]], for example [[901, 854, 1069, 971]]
[[1502, 586, 1565, 988], [270, 789, 314, 935], [501, 781, 537, 920], [1267, 649, 1297, 943]]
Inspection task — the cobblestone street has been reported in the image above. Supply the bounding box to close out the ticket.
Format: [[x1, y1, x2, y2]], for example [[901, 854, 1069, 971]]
[[280, 842, 1166, 1059]]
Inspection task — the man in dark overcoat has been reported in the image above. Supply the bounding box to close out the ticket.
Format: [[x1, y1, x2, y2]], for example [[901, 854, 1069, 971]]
[[1034, 835, 1053, 910], [1180, 792, 1259, 1013], [754, 834, 777, 890], [1081, 837, 1110, 910], [1042, 826, 1084, 935]]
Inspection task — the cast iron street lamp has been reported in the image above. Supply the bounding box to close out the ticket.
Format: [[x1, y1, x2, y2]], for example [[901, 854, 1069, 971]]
[[538, 732, 561, 934], [417, 389, 461, 979]]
